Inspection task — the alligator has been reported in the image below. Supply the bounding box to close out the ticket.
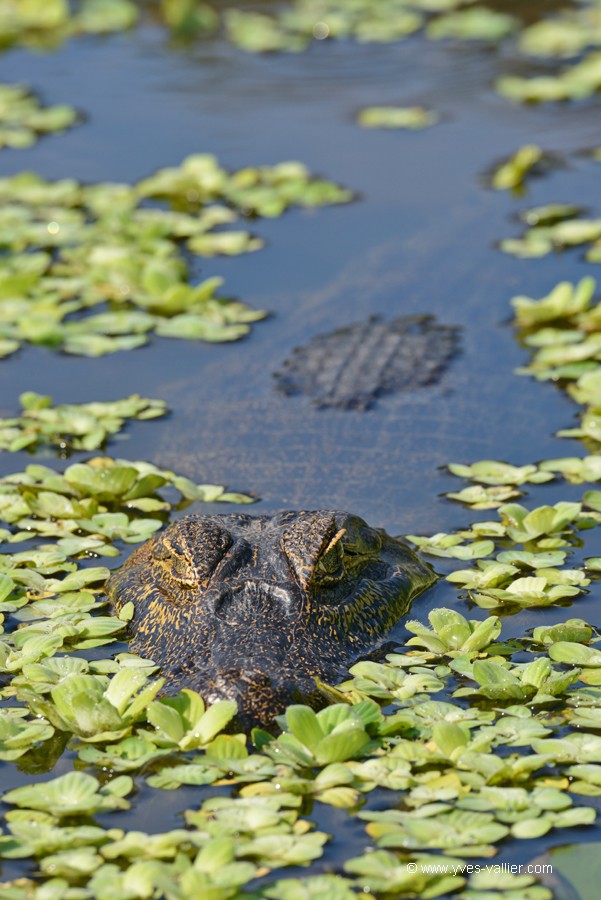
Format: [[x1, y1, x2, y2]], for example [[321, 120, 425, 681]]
[[273, 314, 459, 409], [108, 510, 436, 728]]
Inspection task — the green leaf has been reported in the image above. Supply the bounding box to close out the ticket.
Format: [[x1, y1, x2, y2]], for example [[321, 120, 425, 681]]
[[285, 706, 324, 751], [491, 144, 543, 191], [2, 772, 132, 816], [537, 842, 601, 898], [184, 700, 238, 747], [357, 106, 439, 130]]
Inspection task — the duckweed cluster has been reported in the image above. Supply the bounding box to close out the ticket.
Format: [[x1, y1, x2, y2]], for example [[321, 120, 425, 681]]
[[0, 381, 600, 897], [0, 0, 217, 49], [0, 158, 351, 359], [0, 84, 77, 151], [1, 420, 600, 899], [223, 0, 519, 55], [501, 202, 601, 260], [0, 393, 167, 454]]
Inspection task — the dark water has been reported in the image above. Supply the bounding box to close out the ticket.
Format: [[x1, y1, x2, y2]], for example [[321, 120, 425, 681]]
[[1, 2, 601, 888]]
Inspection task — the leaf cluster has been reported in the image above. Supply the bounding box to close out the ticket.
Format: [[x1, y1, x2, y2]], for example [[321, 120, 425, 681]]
[[0, 83, 77, 150], [501, 210, 601, 260], [0, 392, 167, 454], [0, 455, 252, 551], [0, 157, 350, 359], [224, 0, 518, 55], [512, 278, 601, 449], [0, 0, 218, 51], [497, 0, 601, 104]]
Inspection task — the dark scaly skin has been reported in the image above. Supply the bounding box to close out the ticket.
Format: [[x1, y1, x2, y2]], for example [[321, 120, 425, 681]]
[[108, 510, 436, 728], [273, 316, 459, 409]]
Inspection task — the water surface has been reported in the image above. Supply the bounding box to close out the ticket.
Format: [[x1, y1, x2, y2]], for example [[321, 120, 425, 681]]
[[1, 2, 601, 883]]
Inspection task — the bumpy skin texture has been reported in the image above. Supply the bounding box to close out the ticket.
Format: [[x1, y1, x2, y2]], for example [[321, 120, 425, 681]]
[[108, 510, 436, 728], [273, 315, 460, 409]]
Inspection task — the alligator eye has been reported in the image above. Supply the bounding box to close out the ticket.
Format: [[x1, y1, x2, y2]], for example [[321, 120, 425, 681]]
[[170, 555, 197, 586], [281, 512, 339, 590], [191, 524, 233, 582], [310, 517, 383, 591], [150, 543, 197, 588], [149, 519, 232, 591], [312, 529, 345, 586], [342, 521, 382, 557]]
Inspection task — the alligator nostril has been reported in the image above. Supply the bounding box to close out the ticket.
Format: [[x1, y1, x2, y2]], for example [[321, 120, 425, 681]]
[[210, 581, 294, 624], [203, 585, 222, 610], [212, 537, 252, 582]]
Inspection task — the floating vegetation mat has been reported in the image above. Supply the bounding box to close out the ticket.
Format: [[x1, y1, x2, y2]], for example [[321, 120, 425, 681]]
[[0, 0, 219, 49], [2, 3, 601, 898], [498, 51, 601, 104], [498, 0, 601, 104], [0, 392, 167, 454], [221, 0, 601, 113], [501, 204, 601, 260], [0, 84, 78, 151], [0, 0, 138, 49], [220, 0, 601, 109], [0, 156, 351, 359], [222, 0, 601, 113], [0, 0, 533, 55], [5, 1, 601, 112], [224, 0, 519, 54], [512, 277, 601, 450], [0, 369, 600, 898]]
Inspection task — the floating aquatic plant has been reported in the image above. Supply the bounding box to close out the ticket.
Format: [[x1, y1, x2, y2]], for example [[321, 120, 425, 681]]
[[498, 53, 601, 104], [0, 392, 167, 454], [426, 7, 517, 42], [0, 455, 253, 558], [0, 0, 218, 51], [3, 771, 134, 816], [0, 709, 55, 761], [0, 83, 78, 150], [356, 105, 439, 130], [489, 144, 545, 192], [0, 157, 351, 359], [497, 0, 601, 103], [501, 208, 601, 260], [510, 278, 601, 451], [224, 0, 518, 54]]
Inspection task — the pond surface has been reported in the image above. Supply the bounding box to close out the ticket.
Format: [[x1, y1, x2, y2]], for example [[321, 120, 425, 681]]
[[1, 1, 601, 894], [2, 7, 598, 534]]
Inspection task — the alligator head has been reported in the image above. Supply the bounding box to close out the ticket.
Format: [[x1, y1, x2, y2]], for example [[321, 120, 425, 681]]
[[107, 510, 436, 729]]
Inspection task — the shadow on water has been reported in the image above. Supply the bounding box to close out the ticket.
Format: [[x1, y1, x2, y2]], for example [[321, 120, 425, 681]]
[[1, 0, 601, 883]]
